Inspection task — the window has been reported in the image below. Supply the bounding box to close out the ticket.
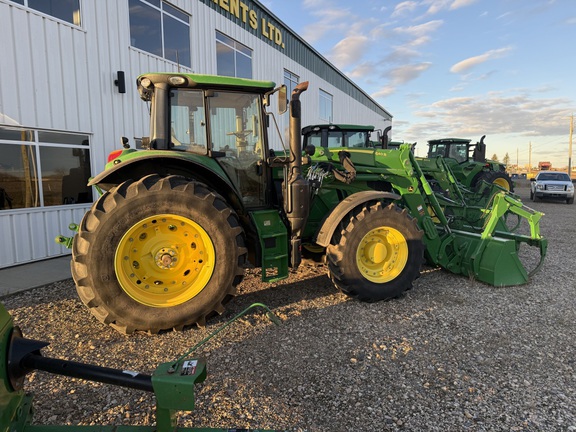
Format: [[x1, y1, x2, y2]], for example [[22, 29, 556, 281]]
[[207, 91, 266, 207], [129, 0, 191, 68], [169, 89, 207, 153], [448, 144, 468, 163], [216, 31, 252, 79], [319, 89, 333, 122], [284, 69, 299, 96], [0, 127, 92, 210], [342, 131, 369, 148], [11, 0, 81, 25]]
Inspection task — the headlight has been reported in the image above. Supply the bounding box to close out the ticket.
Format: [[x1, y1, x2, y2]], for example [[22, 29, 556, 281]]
[[568, 184, 575, 191], [140, 77, 152, 88], [536, 184, 544, 190], [169, 76, 187, 86]]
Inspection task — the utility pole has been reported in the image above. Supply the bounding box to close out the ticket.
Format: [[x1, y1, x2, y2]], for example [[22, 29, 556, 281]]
[[529, 141, 532, 172], [569, 114, 573, 178]]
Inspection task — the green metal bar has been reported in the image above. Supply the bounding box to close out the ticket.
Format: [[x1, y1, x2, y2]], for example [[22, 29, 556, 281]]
[[479, 193, 543, 240], [170, 303, 281, 371], [407, 149, 451, 228], [54, 223, 78, 249]]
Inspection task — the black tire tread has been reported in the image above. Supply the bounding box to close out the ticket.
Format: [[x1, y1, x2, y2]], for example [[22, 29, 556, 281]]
[[71, 175, 246, 334], [326, 202, 425, 302], [474, 171, 515, 192]]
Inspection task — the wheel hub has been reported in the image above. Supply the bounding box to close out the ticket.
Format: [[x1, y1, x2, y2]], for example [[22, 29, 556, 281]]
[[356, 227, 409, 283], [494, 177, 511, 190], [114, 214, 215, 308], [156, 248, 178, 269]]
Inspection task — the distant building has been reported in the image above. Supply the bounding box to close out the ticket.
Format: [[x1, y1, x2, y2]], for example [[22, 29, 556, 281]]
[[0, 0, 392, 268]]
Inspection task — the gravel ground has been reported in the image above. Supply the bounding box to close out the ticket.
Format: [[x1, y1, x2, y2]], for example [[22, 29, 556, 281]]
[[3, 183, 576, 431]]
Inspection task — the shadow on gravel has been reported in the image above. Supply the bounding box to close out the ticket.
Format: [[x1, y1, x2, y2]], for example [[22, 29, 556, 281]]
[[222, 272, 339, 319]]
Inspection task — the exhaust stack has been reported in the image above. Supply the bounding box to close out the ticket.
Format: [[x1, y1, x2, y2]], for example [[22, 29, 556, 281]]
[[283, 81, 309, 268]]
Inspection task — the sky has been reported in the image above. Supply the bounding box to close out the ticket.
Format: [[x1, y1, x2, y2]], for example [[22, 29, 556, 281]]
[[263, 0, 576, 169]]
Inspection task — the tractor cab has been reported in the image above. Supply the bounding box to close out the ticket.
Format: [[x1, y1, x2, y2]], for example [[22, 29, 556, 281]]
[[427, 138, 472, 164], [427, 136, 488, 164], [114, 73, 288, 209], [302, 124, 375, 149], [170, 87, 269, 207]]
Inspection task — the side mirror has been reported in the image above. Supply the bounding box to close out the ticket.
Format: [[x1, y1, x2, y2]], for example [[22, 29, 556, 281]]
[[304, 144, 316, 156], [278, 85, 287, 114]]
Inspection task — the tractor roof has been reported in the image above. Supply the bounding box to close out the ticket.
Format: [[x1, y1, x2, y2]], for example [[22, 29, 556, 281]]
[[137, 72, 276, 101], [302, 124, 375, 134], [427, 138, 472, 145]]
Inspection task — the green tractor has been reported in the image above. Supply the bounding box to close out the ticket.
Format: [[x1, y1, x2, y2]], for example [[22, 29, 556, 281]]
[[60, 73, 546, 334], [302, 124, 513, 192], [426, 136, 514, 192]]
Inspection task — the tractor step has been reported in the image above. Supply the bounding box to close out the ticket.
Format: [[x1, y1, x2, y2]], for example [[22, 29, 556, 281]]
[[250, 210, 289, 282]]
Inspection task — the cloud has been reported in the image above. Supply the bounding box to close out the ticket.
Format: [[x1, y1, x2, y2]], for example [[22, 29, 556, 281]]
[[399, 92, 573, 143], [449, 0, 478, 10], [300, 5, 354, 43], [372, 63, 433, 98], [385, 45, 422, 63], [423, 0, 452, 15], [349, 62, 378, 80], [390, 62, 433, 84], [328, 35, 370, 68], [449, 70, 497, 91], [391, 1, 419, 18], [393, 20, 444, 38], [302, 0, 326, 8], [420, 0, 478, 15], [450, 46, 513, 73]]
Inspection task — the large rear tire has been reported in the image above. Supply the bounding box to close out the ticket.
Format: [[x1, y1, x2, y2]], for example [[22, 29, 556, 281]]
[[71, 175, 246, 334], [326, 202, 424, 302], [474, 171, 514, 192]]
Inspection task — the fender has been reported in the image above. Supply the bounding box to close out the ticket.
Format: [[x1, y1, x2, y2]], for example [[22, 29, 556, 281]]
[[87, 153, 245, 217], [314, 190, 401, 247], [88, 152, 229, 189]]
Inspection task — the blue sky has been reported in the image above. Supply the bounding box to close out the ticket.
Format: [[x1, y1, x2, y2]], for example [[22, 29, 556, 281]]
[[264, 0, 576, 169]]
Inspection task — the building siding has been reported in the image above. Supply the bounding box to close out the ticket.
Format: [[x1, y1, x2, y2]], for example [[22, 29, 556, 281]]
[[0, 0, 391, 268]]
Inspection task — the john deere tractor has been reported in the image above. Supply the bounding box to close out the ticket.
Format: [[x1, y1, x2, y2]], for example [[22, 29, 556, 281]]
[[426, 136, 514, 192], [61, 73, 546, 334], [302, 125, 513, 192]]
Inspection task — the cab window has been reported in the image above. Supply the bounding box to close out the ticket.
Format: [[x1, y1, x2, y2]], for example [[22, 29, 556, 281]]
[[170, 89, 207, 153], [208, 91, 266, 207]]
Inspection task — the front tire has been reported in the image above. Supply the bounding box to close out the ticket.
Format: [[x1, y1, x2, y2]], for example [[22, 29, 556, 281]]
[[326, 202, 425, 302], [71, 175, 246, 334], [474, 171, 515, 192]]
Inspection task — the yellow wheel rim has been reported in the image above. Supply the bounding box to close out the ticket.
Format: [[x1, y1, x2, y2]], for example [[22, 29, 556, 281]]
[[356, 226, 409, 283], [493, 177, 511, 190], [115, 214, 215, 308]]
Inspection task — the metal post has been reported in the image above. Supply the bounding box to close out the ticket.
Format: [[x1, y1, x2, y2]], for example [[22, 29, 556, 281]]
[[569, 114, 573, 178]]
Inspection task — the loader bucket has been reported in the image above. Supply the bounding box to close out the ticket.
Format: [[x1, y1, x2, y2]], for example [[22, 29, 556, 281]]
[[437, 192, 547, 286], [447, 230, 547, 286], [472, 236, 529, 286]]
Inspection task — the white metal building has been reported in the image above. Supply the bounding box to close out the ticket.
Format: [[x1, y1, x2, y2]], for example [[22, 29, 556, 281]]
[[0, 0, 392, 268]]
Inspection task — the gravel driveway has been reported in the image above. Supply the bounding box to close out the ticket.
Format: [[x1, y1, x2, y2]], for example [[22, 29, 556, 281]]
[[3, 183, 575, 431]]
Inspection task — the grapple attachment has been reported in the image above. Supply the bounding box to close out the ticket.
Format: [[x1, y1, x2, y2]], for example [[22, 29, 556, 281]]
[[434, 192, 547, 286], [382, 148, 547, 287]]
